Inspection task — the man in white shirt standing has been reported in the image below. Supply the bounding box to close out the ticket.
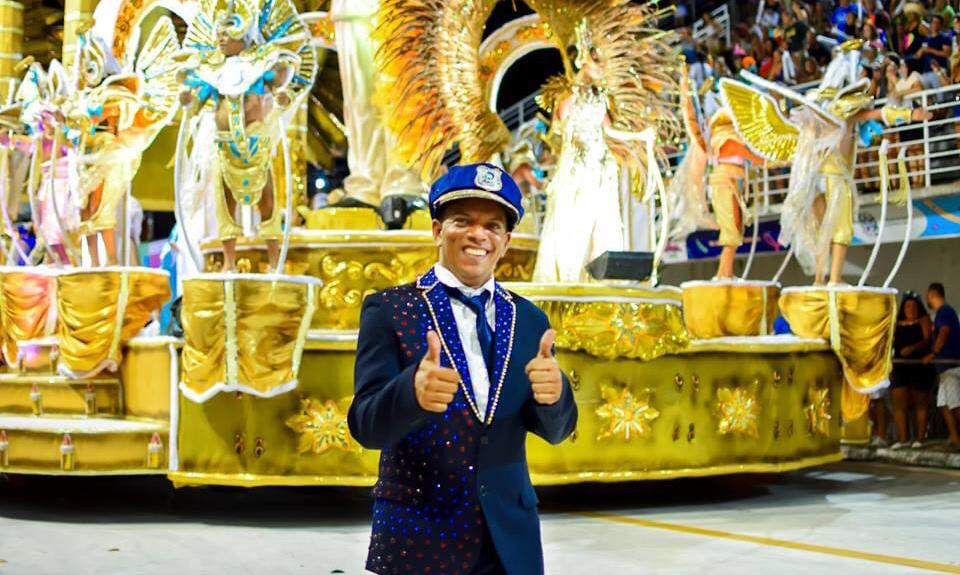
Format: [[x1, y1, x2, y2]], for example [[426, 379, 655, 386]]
[[348, 163, 578, 575]]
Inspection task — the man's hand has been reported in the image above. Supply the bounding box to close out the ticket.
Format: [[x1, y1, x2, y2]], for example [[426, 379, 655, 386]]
[[415, 331, 460, 413], [526, 329, 562, 405], [922, 353, 935, 365]]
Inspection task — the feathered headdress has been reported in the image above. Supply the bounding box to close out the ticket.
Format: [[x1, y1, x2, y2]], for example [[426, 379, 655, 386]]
[[216, 0, 259, 42]]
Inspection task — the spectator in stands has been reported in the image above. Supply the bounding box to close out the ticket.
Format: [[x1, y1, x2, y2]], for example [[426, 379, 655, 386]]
[[839, 8, 860, 38], [925, 282, 960, 449], [863, 22, 887, 50], [833, 0, 855, 29], [761, 1, 782, 29], [808, 30, 833, 66], [887, 54, 927, 187], [919, 14, 952, 71], [680, 26, 698, 65], [784, 11, 810, 53], [890, 292, 936, 449], [934, 0, 955, 29], [801, 56, 823, 81], [901, 3, 928, 65], [760, 37, 779, 77]]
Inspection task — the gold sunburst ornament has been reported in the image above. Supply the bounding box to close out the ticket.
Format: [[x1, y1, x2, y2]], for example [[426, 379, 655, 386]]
[[716, 384, 760, 438], [804, 387, 832, 437], [285, 398, 359, 455], [596, 387, 660, 441]]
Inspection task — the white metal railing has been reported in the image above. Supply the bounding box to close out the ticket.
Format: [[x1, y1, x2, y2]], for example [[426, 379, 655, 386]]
[[693, 4, 731, 47]]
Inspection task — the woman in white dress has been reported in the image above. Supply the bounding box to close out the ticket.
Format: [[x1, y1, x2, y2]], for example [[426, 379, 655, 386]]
[[533, 42, 626, 283]]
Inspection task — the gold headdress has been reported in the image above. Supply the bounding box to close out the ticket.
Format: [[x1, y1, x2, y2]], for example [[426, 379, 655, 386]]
[[216, 0, 257, 41], [76, 20, 108, 89], [573, 18, 599, 70]]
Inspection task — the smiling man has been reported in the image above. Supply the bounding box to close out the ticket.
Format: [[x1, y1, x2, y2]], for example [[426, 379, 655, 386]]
[[348, 162, 578, 575]]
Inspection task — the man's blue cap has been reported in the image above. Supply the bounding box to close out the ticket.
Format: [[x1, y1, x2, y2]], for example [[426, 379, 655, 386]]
[[428, 163, 524, 228]]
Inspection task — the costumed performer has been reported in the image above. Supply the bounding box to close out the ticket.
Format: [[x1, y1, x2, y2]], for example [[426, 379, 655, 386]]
[[532, 14, 679, 283], [178, 0, 308, 272], [671, 68, 765, 279]]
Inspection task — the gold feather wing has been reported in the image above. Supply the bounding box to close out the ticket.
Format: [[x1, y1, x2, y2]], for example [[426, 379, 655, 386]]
[[182, 0, 218, 60], [375, 0, 510, 180], [718, 78, 798, 163], [526, 0, 681, 148], [134, 16, 181, 126], [258, 0, 318, 102]]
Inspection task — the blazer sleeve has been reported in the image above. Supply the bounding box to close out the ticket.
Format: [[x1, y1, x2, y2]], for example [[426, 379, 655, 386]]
[[347, 295, 430, 450], [524, 310, 578, 445]]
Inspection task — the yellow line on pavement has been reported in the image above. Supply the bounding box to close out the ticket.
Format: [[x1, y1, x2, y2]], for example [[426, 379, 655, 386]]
[[577, 511, 960, 574]]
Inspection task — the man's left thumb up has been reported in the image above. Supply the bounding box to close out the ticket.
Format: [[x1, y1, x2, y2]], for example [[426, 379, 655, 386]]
[[538, 329, 556, 359]]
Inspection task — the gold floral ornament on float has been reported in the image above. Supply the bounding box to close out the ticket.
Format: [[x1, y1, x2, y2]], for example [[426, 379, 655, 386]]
[[285, 398, 359, 455], [804, 387, 833, 437], [596, 387, 660, 441], [716, 384, 760, 438]]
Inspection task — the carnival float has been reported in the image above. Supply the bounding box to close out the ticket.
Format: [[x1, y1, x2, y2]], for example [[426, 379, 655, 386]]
[[0, 0, 918, 486]]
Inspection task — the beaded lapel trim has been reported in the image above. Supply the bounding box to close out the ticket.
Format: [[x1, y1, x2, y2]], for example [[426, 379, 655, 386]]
[[416, 268, 516, 426]]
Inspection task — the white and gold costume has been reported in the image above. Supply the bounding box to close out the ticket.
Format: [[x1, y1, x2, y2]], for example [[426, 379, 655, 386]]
[[374, 1, 678, 283], [179, 0, 316, 242], [534, 86, 624, 282]]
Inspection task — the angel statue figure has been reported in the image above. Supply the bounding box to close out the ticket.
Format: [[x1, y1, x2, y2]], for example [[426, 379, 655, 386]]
[[10, 60, 76, 266], [720, 40, 931, 285], [51, 19, 183, 267], [177, 0, 317, 273], [670, 66, 766, 280]]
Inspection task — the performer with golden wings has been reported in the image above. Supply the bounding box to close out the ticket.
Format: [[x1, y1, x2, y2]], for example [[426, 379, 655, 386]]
[[61, 19, 182, 266], [177, 0, 316, 272], [376, 0, 679, 284]]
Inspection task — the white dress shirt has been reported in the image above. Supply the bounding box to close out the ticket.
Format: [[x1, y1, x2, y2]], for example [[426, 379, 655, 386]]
[[434, 264, 496, 416]]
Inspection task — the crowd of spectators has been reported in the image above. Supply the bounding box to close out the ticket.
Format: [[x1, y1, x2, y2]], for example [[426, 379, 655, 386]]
[[676, 0, 960, 95]]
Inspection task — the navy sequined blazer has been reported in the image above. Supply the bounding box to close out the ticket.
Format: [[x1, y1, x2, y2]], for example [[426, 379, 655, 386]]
[[348, 267, 578, 575]]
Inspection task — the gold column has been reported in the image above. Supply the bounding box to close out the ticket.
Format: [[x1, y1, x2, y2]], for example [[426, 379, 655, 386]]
[[286, 101, 308, 214], [62, 0, 97, 70], [0, 1, 23, 105]]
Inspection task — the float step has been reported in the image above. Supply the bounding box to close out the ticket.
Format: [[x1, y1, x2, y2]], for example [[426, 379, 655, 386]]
[[0, 415, 168, 475], [0, 374, 122, 417]]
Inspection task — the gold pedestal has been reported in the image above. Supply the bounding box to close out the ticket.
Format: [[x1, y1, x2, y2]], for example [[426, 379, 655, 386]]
[[681, 280, 781, 339], [171, 284, 841, 487], [0, 267, 60, 367], [506, 283, 690, 361], [180, 274, 321, 403], [779, 286, 897, 422], [56, 268, 170, 379]]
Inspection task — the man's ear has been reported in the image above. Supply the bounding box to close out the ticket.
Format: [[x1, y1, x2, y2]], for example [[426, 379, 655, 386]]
[[432, 219, 443, 246], [499, 231, 512, 259]]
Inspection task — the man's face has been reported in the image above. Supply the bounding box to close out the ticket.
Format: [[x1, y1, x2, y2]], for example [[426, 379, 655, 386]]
[[927, 290, 937, 310], [432, 198, 512, 288], [217, 27, 246, 56]]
